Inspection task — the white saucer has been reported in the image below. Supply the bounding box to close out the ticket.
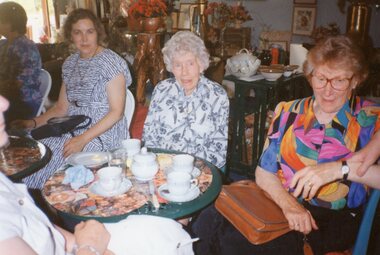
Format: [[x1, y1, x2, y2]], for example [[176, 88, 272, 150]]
[[158, 183, 200, 203], [66, 152, 109, 168], [89, 178, 132, 197]]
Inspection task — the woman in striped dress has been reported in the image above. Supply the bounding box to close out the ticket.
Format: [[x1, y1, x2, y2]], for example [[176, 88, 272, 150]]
[[11, 9, 131, 189]]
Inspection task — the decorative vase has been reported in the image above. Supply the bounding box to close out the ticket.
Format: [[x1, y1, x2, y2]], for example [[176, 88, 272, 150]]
[[259, 50, 272, 66], [346, 2, 371, 45], [142, 17, 164, 32], [126, 16, 143, 32]]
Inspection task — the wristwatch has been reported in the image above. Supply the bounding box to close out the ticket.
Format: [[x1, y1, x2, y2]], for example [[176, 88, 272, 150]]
[[341, 160, 350, 181]]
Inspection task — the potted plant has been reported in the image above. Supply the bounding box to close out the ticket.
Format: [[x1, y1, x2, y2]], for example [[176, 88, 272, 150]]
[[229, 4, 252, 29], [128, 0, 167, 32]]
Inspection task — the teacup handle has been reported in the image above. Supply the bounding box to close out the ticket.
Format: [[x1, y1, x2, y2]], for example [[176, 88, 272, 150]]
[[190, 179, 198, 187]]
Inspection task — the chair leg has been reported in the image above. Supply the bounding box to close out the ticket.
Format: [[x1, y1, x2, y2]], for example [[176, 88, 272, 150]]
[[352, 190, 380, 255]]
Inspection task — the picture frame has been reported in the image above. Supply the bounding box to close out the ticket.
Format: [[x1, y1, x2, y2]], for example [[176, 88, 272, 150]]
[[292, 5, 316, 36], [293, 0, 316, 4], [178, 3, 197, 30], [269, 41, 288, 51]]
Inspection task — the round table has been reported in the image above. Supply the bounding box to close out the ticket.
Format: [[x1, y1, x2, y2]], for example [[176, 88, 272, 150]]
[[0, 136, 51, 182], [42, 148, 222, 229]]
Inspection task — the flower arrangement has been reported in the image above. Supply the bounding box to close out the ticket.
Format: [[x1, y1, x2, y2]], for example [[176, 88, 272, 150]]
[[205, 2, 232, 28], [230, 4, 252, 23], [127, 0, 167, 18], [205, 2, 252, 28]]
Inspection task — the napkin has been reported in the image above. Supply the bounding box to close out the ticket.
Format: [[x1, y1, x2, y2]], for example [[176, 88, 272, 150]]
[[62, 165, 94, 190], [105, 215, 197, 255]]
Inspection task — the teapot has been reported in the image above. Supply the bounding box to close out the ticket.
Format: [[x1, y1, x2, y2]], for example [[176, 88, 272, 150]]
[[225, 49, 261, 78], [130, 147, 159, 181]]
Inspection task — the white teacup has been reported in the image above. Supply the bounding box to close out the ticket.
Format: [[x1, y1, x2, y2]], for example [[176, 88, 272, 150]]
[[122, 139, 141, 157], [172, 154, 194, 174], [97, 166, 123, 193], [167, 171, 198, 196]]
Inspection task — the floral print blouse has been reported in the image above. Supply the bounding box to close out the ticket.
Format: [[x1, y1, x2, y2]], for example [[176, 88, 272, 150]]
[[0, 36, 42, 116], [143, 76, 229, 168], [259, 96, 380, 210]]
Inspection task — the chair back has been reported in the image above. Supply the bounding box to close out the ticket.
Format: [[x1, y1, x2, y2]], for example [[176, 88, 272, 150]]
[[352, 189, 380, 255], [36, 69, 52, 116], [125, 88, 135, 129]]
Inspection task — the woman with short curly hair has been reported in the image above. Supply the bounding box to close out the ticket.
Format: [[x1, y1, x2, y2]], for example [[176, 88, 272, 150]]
[[143, 31, 229, 169]]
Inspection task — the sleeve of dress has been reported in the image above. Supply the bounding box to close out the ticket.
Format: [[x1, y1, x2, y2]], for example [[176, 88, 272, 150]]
[[258, 101, 286, 174], [101, 51, 131, 87]]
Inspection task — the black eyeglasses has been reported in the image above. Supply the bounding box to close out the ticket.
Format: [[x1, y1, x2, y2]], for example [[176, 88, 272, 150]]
[[310, 74, 354, 91]]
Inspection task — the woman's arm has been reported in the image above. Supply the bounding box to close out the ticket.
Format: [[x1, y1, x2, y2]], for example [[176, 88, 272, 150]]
[[256, 167, 318, 235], [291, 160, 380, 200], [350, 130, 380, 176], [10, 83, 69, 129], [62, 74, 126, 157]]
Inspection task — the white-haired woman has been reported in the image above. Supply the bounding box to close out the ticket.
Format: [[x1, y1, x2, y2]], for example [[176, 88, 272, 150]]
[[143, 31, 229, 169]]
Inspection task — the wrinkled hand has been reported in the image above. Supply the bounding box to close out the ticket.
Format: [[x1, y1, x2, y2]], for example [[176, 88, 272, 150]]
[[74, 220, 110, 255], [351, 148, 379, 177], [282, 200, 318, 234], [290, 162, 339, 200], [63, 135, 88, 158], [10, 119, 34, 130]]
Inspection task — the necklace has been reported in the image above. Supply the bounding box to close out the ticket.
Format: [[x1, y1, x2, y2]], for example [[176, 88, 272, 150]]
[[72, 46, 100, 87]]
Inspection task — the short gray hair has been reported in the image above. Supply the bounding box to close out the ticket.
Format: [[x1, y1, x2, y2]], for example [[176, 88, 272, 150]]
[[162, 31, 210, 72]]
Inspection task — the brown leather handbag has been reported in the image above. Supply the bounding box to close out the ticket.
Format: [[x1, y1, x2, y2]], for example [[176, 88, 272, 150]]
[[215, 180, 291, 245]]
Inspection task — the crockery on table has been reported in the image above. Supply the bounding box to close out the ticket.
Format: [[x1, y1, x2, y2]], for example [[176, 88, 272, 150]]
[[130, 147, 159, 181], [166, 171, 198, 196], [172, 154, 194, 173], [97, 166, 123, 192]]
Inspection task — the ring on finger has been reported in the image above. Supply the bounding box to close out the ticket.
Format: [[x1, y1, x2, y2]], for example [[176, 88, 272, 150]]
[[306, 180, 313, 188]]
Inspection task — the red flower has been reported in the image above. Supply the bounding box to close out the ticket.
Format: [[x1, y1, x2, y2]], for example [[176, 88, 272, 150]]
[[128, 0, 167, 18]]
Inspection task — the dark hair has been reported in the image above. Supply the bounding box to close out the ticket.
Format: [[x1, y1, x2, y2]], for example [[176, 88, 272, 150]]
[[63, 8, 106, 44], [303, 35, 369, 85], [0, 1, 27, 34]]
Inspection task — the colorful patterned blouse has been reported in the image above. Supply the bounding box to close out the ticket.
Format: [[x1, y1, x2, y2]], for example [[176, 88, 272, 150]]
[[259, 96, 380, 210], [0, 36, 42, 117], [143, 76, 229, 168]]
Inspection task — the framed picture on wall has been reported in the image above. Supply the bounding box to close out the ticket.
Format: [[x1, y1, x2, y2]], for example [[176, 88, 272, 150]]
[[292, 5, 316, 36], [294, 0, 316, 4]]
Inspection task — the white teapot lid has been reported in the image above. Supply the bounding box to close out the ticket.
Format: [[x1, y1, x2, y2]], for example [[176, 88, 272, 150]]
[[133, 147, 156, 163]]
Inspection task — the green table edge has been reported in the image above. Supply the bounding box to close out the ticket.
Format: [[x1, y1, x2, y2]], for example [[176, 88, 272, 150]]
[[8, 137, 52, 182]]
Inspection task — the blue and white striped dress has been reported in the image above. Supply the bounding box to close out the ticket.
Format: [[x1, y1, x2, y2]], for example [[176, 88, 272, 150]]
[[24, 49, 132, 189]]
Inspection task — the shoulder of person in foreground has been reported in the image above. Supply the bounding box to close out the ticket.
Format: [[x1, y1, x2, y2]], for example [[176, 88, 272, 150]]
[[105, 215, 196, 255]]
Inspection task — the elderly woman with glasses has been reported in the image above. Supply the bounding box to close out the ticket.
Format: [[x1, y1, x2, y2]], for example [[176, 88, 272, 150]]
[[143, 31, 229, 170], [192, 35, 380, 255]]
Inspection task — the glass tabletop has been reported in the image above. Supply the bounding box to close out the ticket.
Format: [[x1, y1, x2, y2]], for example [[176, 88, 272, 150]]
[[42, 148, 222, 226]]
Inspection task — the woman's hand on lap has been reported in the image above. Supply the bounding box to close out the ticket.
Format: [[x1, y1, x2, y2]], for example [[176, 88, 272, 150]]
[[282, 200, 318, 235], [63, 135, 88, 158]]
